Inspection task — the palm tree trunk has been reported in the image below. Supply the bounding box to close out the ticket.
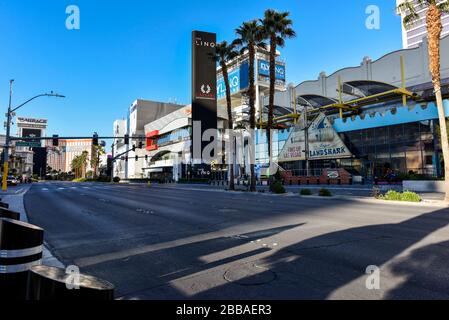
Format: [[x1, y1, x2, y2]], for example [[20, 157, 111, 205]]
[[222, 61, 235, 191], [249, 44, 257, 192], [267, 34, 277, 160], [267, 34, 277, 184], [427, 4, 449, 202]]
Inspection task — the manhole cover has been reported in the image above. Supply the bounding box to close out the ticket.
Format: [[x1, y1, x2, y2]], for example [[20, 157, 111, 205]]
[[224, 262, 276, 286]]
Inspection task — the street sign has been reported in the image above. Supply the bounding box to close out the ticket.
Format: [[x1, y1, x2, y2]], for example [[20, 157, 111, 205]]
[[15, 142, 41, 148]]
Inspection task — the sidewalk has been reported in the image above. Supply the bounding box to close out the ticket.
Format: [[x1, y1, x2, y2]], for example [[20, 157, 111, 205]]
[[151, 183, 448, 206], [2, 184, 65, 268]]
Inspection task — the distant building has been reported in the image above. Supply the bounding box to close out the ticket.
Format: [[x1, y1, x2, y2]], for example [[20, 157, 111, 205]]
[[112, 99, 184, 180], [46, 139, 94, 173], [397, 0, 449, 48]]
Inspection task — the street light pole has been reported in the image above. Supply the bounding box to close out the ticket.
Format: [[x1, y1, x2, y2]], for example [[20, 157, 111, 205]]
[[2, 81, 65, 191], [2, 80, 15, 192]]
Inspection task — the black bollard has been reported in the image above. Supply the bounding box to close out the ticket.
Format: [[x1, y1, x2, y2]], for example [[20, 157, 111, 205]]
[[0, 202, 9, 209], [0, 218, 44, 300], [28, 265, 115, 300], [0, 208, 20, 220]]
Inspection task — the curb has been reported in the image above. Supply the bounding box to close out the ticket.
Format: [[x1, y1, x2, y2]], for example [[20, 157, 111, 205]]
[[151, 185, 449, 207]]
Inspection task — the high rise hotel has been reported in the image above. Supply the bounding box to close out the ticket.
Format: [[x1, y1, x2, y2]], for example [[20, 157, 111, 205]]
[[396, 0, 449, 48]]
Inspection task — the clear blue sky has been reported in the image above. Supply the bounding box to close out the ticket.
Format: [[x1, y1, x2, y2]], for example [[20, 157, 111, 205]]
[[0, 0, 403, 147]]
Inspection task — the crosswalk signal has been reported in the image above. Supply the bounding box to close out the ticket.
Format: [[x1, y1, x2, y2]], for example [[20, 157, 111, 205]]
[[124, 134, 130, 145], [52, 135, 59, 147], [93, 133, 99, 146]]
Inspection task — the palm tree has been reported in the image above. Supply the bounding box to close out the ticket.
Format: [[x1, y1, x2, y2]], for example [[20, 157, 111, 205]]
[[234, 20, 265, 192], [79, 151, 89, 178], [260, 9, 296, 161], [71, 156, 82, 179], [91, 145, 106, 178], [213, 41, 239, 191], [397, 0, 449, 202]]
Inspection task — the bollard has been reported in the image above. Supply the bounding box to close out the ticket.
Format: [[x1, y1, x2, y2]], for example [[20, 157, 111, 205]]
[[0, 208, 20, 220], [0, 202, 9, 209], [0, 218, 44, 300], [28, 265, 115, 301]]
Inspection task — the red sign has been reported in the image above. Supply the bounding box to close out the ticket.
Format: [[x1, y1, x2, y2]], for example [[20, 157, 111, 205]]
[[146, 131, 159, 151]]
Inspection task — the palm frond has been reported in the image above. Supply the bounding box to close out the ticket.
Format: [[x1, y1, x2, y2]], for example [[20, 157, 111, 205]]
[[438, 0, 449, 13]]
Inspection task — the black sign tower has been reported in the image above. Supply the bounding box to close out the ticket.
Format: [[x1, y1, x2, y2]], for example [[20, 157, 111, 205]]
[[191, 31, 217, 176]]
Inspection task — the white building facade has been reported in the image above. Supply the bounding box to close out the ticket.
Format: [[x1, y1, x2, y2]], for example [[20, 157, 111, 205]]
[[397, 0, 449, 48]]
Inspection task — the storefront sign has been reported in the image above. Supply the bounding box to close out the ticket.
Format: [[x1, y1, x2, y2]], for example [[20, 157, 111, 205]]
[[279, 113, 352, 162]]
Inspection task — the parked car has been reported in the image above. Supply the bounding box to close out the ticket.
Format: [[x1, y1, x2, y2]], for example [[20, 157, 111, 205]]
[[0, 176, 20, 186]]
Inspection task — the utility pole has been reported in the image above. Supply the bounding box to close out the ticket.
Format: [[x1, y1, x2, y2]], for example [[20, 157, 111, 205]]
[[2, 80, 14, 191]]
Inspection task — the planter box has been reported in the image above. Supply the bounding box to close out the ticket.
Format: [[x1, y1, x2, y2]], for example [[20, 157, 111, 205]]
[[403, 180, 447, 193]]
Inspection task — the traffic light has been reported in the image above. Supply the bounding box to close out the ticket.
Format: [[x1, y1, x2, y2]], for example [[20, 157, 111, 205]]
[[125, 156, 128, 162], [124, 134, 130, 145], [145, 155, 148, 161], [52, 135, 59, 147], [138, 141, 144, 149], [132, 145, 136, 152], [135, 155, 139, 162], [93, 133, 99, 146]]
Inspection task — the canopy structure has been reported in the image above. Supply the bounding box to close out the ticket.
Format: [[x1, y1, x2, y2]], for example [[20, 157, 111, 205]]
[[262, 57, 419, 127]]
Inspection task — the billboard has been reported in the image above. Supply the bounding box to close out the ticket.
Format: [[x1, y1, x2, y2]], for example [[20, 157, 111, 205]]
[[279, 113, 352, 162], [17, 117, 48, 129], [258, 60, 286, 81], [217, 62, 249, 100], [192, 30, 217, 162]]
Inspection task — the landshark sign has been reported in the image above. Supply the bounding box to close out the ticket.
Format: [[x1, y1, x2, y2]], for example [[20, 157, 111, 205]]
[[279, 113, 352, 162]]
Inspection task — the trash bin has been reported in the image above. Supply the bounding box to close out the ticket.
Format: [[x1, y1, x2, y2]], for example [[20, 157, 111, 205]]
[[28, 265, 115, 300], [0, 218, 44, 300], [0, 202, 10, 209], [0, 208, 20, 220]]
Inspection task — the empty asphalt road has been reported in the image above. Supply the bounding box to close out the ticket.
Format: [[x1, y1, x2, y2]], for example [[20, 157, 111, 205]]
[[24, 181, 449, 300]]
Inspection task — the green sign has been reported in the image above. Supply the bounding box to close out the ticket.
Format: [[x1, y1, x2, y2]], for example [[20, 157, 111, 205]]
[[15, 142, 41, 148]]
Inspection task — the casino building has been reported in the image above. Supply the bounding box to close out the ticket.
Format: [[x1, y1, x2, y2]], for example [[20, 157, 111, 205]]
[[113, 33, 449, 184], [259, 34, 449, 183]]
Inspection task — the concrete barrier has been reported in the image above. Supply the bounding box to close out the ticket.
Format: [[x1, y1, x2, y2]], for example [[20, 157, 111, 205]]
[[403, 180, 447, 193], [28, 265, 115, 300]]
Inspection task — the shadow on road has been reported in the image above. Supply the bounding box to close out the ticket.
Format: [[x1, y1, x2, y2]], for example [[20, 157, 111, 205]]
[[24, 182, 449, 299], [188, 207, 449, 299]]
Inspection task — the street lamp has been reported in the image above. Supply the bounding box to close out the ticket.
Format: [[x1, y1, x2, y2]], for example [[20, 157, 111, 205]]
[[2, 80, 65, 191]]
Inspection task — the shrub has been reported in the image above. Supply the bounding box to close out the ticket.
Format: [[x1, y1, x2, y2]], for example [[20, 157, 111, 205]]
[[300, 189, 312, 196], [270, 181, 286, 194], [319, 188, 332, 197], [380, 190, 421, 203], [113, 177, 121, 183], [73, 178, 87, 183], [401, 191, 422, 202]]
